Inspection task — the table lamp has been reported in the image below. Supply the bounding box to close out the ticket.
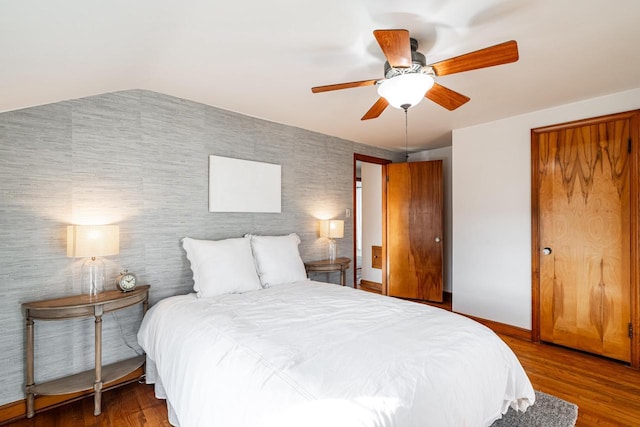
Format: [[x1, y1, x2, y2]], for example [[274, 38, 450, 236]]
[[67, 225, 119, 297], [319, 219, 344, 263]]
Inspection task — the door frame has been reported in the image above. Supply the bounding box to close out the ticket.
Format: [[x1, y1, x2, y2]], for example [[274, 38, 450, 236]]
[[530, 110, 640, 368], [353, 154, 391, 293]]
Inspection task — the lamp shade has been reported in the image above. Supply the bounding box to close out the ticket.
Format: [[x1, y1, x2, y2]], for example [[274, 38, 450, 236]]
[[319, 220, 344, 239], [67, 225, 120, 258], [377, 73, 435, 109]]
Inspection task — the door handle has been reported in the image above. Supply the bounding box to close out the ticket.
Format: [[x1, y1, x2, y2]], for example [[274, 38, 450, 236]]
[[543, 247, 552, 255], [435, 237, 441, 243]]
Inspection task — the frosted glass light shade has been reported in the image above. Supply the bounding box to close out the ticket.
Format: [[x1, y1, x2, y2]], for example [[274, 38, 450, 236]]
[[319, 220, 344, 239], [67, 225, 119, 258], [377, 73, 435, 109]]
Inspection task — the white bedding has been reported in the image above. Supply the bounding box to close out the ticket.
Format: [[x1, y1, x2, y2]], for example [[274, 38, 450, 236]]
[[138, 281, 534, 427]]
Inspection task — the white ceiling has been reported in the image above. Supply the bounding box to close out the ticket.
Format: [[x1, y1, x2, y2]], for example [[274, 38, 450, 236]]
[[2, 0, 640, 152]]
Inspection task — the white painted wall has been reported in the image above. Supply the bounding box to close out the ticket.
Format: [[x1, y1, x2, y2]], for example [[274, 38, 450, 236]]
[[409, 147, 452, 293], [452, 88, 640, 329], [361, 162, 383, 284]]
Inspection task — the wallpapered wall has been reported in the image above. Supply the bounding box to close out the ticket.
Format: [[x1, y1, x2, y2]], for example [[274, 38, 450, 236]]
[[0, 89, 401, 405]]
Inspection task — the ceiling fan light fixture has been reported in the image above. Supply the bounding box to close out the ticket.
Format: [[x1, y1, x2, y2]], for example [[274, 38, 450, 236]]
[[377, 73, 434, 110]]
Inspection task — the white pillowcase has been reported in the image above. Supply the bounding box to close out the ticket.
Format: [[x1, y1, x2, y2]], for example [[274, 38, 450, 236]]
[[248, 233, 308, 287], [182, 237, 262, 298]]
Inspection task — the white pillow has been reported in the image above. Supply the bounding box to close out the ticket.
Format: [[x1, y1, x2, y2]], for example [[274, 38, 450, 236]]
[[182, 237, 262, 298], [248, 233, 308, 287]]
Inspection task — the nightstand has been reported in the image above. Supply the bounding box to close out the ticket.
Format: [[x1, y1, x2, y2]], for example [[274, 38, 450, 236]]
[[22, 285, 150, 418], [304, 257, 351, 286]]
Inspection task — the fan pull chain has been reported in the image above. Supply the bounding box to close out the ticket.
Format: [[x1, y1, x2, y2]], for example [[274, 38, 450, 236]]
[[402, 104, 410, 161]]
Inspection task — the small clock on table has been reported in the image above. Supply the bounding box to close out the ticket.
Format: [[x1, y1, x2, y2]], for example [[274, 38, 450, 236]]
[[115, 270, 137, 292]]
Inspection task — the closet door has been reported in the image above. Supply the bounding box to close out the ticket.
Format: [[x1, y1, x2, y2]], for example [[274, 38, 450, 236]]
[[535, 115, 632, 362], [387, 161, 443, 301]]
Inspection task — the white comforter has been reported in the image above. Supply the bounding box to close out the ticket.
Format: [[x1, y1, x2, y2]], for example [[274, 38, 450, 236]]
[[138, 281, 534, 427]]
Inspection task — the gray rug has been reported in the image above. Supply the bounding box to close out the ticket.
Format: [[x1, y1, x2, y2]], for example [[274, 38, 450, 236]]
[[491, 390, 578, 427]]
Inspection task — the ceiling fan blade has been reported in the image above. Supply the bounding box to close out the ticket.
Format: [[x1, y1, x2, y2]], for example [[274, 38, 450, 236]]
[[311, 79, 378, 93], [425, 83, 470, 111], [373, 29, 412, 68], [430, 40, 519, 76], [361, 98, 389, 120]]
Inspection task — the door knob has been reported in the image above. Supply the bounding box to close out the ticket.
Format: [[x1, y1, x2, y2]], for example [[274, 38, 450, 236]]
[[435, 237, 441, 243], [543, 247, 552, 255]]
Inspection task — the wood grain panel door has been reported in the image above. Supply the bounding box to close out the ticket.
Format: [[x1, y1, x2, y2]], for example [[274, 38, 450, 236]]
[[534, 115, 632, 362], [387, 161, 443, 301]]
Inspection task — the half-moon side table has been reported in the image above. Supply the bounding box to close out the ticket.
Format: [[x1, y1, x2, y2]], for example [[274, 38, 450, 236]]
[[304, 257, 351, 286], [22, 285, 150, 418]]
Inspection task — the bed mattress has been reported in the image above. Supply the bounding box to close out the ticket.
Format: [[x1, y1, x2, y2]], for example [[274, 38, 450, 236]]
[[138, 281, 534, 426]]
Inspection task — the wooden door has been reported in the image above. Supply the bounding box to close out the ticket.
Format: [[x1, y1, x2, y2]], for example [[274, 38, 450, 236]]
[[535, 115, 632, 362], [387, 161, 443, 301]]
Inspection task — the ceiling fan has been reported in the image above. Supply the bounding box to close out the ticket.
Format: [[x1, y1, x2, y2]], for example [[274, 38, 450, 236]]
[[311, 29, 519, 120]]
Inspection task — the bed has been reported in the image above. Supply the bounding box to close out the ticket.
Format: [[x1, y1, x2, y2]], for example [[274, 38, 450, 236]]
[[137, 234, 535, 427]]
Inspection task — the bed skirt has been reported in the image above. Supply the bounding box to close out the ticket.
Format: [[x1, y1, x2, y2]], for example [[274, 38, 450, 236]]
[[145, 357, 180, 426]]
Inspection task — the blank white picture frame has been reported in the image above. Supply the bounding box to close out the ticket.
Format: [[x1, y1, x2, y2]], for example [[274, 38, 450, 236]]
[[209, 155, 281, 213]]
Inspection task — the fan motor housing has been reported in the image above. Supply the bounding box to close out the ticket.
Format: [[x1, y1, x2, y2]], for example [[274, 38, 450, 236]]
[[383, 38, 428, 78]]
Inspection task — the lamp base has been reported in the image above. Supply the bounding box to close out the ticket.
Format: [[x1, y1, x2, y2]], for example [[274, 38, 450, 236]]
[[82, 257, 105, 297], [328, 239, 337, 263]]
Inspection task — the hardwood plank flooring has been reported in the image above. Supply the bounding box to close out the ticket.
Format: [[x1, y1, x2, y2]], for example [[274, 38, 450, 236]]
[[501, 335, 640, 426], [4, 334, 640, 426], [2, 381, 171, 427]]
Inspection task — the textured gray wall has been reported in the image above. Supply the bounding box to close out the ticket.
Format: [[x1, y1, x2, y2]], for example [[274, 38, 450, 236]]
[[0, 89, 402, 406]]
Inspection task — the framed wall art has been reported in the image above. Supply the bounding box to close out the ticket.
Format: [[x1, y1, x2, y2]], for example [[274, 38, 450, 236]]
[[208, 155, 281, 213]]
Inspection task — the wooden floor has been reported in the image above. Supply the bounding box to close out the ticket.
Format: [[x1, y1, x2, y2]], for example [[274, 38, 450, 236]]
[[2, 379, 170, 427], [504, 336, 640, 426]]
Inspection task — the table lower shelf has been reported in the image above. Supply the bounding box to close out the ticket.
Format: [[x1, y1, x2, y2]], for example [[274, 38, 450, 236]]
[[30, 355, 145, 396]]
